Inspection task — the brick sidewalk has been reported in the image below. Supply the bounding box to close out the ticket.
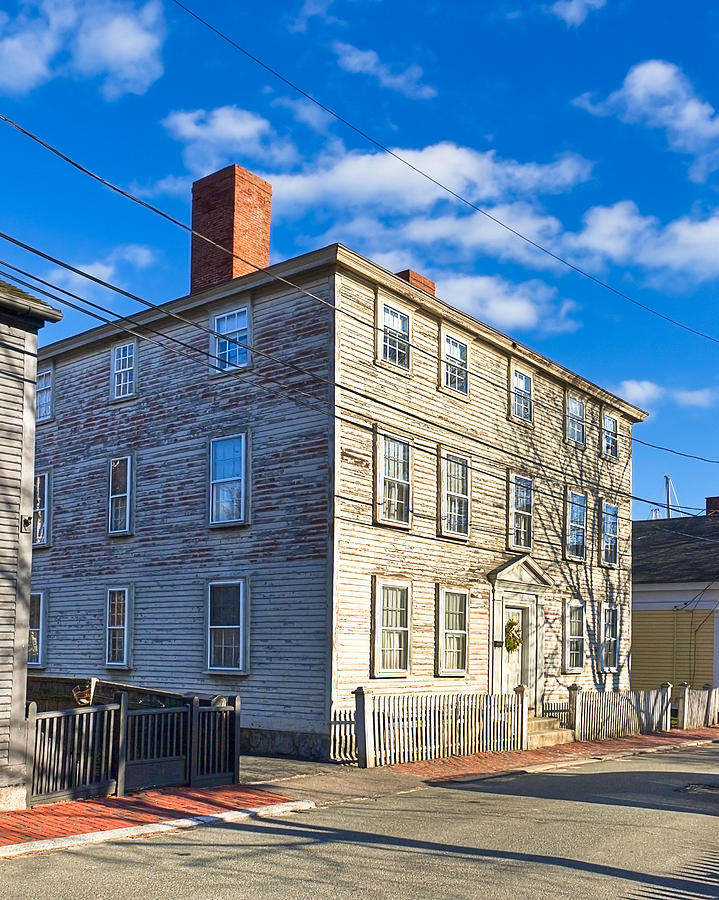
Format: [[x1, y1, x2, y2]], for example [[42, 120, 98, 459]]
[[393, 726, 719, 779], [0, 784, 292, 848]]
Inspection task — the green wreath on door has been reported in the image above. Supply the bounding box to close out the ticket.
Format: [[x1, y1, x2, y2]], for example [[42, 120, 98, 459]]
[[504, 618, 523, 653]]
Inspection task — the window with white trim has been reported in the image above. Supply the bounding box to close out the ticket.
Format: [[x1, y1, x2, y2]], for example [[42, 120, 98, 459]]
[[379, 434, 411, 525], [602, 501, 619, 566], [603, 413, 618, 458], [512, 369, 533, 422], [443, 335, 468, 394], [566, 395, 585, 445], [601, 605, 618, 671], [210, 435, 247, 524], [36, 369, 53, 422], [108, 456, 132, 535], [106, 587, 130, 667], [213, 308, 249, 371], [566, 490, 587, 560], [511, 474, 533, 549], [207, 580, 248, 672], [28, 592, 44, 667], [566, 602, 585, 672], [111, 342, 136, 399], [382, 304, 410, 370], [442, 452, 470, 537], [33, 472, 49, 546], [439, 588, 468, 675], [376, 581, 410, 675]]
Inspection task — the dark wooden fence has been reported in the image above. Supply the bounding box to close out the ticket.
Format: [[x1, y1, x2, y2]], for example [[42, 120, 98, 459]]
[[26, 694, 240, 806]]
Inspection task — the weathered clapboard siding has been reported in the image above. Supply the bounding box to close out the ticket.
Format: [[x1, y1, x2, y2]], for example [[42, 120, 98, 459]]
[[33, 275, 335, 746], [331, 261, 637, 711], [631, 608, 715, 693]]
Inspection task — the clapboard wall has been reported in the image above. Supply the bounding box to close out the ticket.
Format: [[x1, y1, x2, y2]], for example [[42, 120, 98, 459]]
[[32, 268, 335, 753]]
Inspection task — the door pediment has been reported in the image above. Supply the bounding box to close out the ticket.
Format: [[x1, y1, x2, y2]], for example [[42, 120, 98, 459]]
[[487, 554, 554, 589]]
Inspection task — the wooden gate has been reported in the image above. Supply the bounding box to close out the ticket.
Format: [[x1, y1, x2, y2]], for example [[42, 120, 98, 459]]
[[26, 694, 240, 805]]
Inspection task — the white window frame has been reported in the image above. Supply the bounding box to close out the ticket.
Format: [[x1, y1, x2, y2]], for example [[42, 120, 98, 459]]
[[601, 500, 619, 567], [376, 432, 412, 527], [27, 591, 46, 668], [601, 604, 619, 673], [379, 301, 411, 372], [111, 341, 137, 400], [565, 600, 585, 674], [374, 579, 411, 677], [32, 471, 50, 547], [36, 367, 53, 423], [105, 586, 132, 669], [602, 412, 619, 459], [440, 450, 470, 538], [211, 306, 250, 373], [566, 489, 587, 561], [438, 587, 468, 676], [206, 579, 249, 673], [209, 433, 248, 525], [442, 333, 469, 396], [511, 367, 533, 423], [509, 473, 533, 551], [566, 394, 586, 446], [108, 456, 133, 535]]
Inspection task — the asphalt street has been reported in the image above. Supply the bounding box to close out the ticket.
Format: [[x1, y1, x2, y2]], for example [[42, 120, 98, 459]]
[[2, 745, 718, 900]]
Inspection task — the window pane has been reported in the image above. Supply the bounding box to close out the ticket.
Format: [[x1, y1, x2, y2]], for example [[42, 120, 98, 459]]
[[444, 632, 466, 671], [110, 458, 128, 495], [383, 439, 409, 481], [108, 590, 126, 627], [513, 371, 532, 420], [212, 437, 244, 480], [211, 628, 241, 668], [514, 477, 532, 513], [446, 456, 468, 496], [110, 497, 128, 533], [382, 586, 408, 628], [210, 584, 242, 626], [27, 630, 39, 664], [444, 336, 468, 393], [211, 436, 245, 523], [215, 310, 249, 369], [29, 594, 41, 629], [33, 474, 47, 544], [113, 344, 135, 398], [382, 305, 410, 369], [444, 592, 466, 631], [381, 629, 408, 672]]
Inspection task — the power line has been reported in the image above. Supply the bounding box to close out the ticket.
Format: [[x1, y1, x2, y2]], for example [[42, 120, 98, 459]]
[[166, 0, 719, 349], [2, 114, 717, 469], [3, 256, 702, 523]]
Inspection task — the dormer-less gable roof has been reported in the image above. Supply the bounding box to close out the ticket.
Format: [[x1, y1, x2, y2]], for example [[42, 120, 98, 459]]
[[633, 516, 719, 583], [0, 279, 62, 330]]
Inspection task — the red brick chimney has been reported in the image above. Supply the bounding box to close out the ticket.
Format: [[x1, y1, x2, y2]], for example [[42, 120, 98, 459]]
[[395, 269, 435, 296], [190, 164, 272, 294], [706, 496, 719, 516]]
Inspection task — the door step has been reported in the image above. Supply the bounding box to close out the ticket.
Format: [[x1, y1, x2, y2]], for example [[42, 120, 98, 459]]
[[526, 715, 575, 749]]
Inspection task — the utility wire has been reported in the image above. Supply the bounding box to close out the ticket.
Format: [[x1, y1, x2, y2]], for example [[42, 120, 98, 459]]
[[2, 113, 717, 468], [166, 0, 719, 349], [2, 257, 702, 523]]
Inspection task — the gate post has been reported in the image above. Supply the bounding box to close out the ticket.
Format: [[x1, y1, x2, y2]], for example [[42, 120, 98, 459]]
[[677, 682, 689, 731], [115, 692, 128, 798], [660, 683, 672, 732], [189, 697, 200, 786], [24, 702, 37, 807], [514, 684, 529, 750], [232, 696, 241, 784], [354, 687, 375, 768], [568, 683, 582, 739]]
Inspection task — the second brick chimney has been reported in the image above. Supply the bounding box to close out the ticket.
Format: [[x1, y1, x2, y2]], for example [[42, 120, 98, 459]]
[[190, 164, 272, 294], [395, 269, 436, 296], [706, 496, 719, 516]]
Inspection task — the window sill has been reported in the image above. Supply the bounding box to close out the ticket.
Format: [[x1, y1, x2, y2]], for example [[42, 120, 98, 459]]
[[105, 664, 132, 671], [508, 542, 532, 554], [109, 394, 139, 406], [372, 671, 409, 679], [601, 668, 618, 675], [601, 453, 620, 464], [439, 529, 471, 542], [437, 670, 467, 677], [564, 438, 586, 451], [563, 668, 584, 676], [209, 364, 254, 380], [209, 519, 250, 529], [508, 413, 534, 429], [565, 553, 586, 563], [205, 668, 249, 677], [32, 542, 51, 551], [375, 517, 411, 530], [108, 531, 134, 538], [437, 384, 470, 403], [26, 663, 46, 670], [374, 358, 412, 379], [36, 417, 55, 427]]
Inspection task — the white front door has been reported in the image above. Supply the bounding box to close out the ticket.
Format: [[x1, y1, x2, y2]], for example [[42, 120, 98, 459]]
[[503, 606, 526, 692]]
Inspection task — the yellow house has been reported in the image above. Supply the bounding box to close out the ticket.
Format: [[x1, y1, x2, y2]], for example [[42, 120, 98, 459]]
[[632, 499, 719, 696]]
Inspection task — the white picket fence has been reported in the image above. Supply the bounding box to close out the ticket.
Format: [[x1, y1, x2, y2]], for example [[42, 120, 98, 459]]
[[677, 684, 719, 730], [570, 685, 672, 741], [329, 706, 357, 762], [354, 687, 527, 768]]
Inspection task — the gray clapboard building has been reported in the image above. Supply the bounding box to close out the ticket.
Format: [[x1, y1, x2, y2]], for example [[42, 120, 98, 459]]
[[0, 282, 61, 810], [31, 164, 645, 757]]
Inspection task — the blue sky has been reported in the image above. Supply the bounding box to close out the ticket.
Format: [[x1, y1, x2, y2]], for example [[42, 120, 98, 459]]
[[1, 0, 718, 519]]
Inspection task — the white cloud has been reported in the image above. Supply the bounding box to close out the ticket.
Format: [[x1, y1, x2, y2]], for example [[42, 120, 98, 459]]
[[162, 106, 297, 175], [48, 243, 156, 301], [574, 60, 719, 181], [616, 379, 664, 408], [435, 273, 580, 334], [671, 388, 717, 408], [0, 0, 164, 98], [615, 380, 717, 411], [272, 96, 334, 133], [70, 0, 164, 99], [547, 0, 606, 26], [269, 143, 592, 216], [331, 41, 437, 100], [290, 0, 340, 32]]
